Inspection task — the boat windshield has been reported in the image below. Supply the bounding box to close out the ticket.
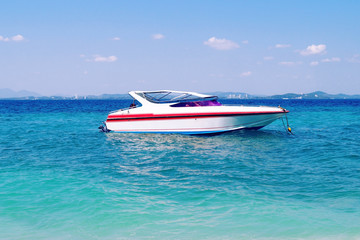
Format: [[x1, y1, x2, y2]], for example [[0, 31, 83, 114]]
[[137, 91, 217, 104], [170, 100, 222, 107]]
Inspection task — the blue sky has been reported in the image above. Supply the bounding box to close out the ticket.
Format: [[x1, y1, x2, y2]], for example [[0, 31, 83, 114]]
[[1, 0, 360, 95]]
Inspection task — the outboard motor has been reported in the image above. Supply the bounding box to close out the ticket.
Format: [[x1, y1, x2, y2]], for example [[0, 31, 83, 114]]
[[98, 122, 110, 132]]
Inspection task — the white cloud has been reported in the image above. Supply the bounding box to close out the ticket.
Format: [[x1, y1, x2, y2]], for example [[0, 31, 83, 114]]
[[279, 61, 302, 66], [94, 55, 117, 62], [242, 40, 249, 44], [204, 37, 239, 50], [112, 37, 120, 41], [310, 61, 319, 66], [348, 54, 360, 63], [309, 57, 339, 66], [275, 44, 291, 48], [300, 44, 326, 56], [321, 57, 340, 62], [0, 34, 25, 42], [240, 71, 252, 77], [263, 56, 274, 61], [86, 55, 117, 62], [152, 33, 165, 40], [12, 34, 25, 41]]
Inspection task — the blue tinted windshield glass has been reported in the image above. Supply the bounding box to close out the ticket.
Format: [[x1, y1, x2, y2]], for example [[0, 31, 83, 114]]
[[170, 100, 222, 107]]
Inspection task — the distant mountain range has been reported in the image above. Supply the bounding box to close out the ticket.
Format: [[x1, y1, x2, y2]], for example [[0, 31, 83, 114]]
[[0, 88, 42, 98], [1, 88, 360, 100], [263, 91, 360, 99]]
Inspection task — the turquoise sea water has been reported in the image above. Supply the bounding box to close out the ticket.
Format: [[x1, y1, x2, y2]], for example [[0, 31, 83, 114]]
[[1, 99, 360, 239]]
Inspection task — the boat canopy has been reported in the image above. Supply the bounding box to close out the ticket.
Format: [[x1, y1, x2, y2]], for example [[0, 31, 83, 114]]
[[131, 90, 218, 104]]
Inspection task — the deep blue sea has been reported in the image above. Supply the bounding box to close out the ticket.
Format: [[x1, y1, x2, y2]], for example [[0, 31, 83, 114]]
[[1, 99, 360, 239]]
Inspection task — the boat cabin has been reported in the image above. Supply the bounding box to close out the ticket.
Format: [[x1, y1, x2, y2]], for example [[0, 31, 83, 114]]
[[129, 90, 222, 107]]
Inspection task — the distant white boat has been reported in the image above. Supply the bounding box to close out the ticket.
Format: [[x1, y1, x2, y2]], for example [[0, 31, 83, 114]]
[[101, 90, 289, 135]]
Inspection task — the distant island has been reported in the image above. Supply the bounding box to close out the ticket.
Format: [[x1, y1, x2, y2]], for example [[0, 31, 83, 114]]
[[214, 91, 360, 100], [1, 88, 360, 100]]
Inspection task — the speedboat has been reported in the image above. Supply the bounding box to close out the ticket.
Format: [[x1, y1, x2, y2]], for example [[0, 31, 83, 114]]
[[101, 90, 289, 135]]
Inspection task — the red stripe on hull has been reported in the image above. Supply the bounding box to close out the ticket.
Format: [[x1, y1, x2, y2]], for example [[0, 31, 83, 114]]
[[107, 111, 286, 122]]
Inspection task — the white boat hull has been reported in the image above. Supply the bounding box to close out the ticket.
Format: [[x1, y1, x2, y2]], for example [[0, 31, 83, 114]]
[[103, 90, 289, 135], [105, 111, 286, 134]]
